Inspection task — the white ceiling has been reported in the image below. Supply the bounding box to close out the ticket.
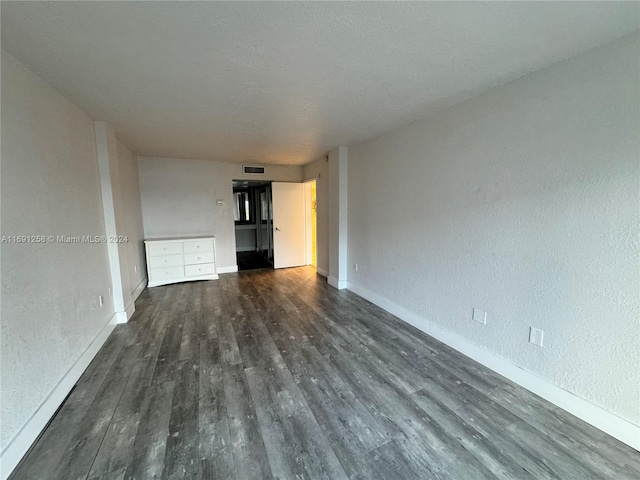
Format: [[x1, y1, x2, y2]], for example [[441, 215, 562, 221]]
[[2, 2, 638, 166]]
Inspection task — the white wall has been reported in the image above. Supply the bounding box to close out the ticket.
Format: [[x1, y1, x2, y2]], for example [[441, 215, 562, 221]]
[[347, 35, 639, 426], [95, 121, 132, 319], [0, 52, 115, 451], [303, 158, 329, 275], [328, 147, 349, 289], [1, 52, 147, 477], [94, 122, 146, 323], [138, 157, 302, 269], [116, 140, 146, 296]]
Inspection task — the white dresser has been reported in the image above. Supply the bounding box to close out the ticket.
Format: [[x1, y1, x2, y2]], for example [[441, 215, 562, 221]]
[[145, 236, 219, 287]]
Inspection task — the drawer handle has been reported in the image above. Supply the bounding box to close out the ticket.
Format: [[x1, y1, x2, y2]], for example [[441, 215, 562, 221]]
[[197, 256, 201, 260], [196, 245, 201, 249], [165, 259, 169, 263]]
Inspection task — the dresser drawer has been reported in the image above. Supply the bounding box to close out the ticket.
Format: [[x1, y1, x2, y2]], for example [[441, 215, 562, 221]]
[[185, 263, 215, 277], [149, 266, 184, 282], [184, 251, 215, 266], [148, 242, 183, 256], [183, 240, 214, 254], [149, 254, 184, 268]]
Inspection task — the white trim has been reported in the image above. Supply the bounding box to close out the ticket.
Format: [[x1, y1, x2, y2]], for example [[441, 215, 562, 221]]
[[132, 276, 147, 302], [116, 299, 136, 324], [317, 267, 328, 278], [217, 265, 239, 274], [303, 180, 314, 267], [0, 315, 118, 480], [346, 281, 640, 452], [328, 276, 347, 290]]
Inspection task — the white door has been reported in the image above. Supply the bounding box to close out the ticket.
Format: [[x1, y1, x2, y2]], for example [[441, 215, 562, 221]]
[[272, 182, 305, 269]]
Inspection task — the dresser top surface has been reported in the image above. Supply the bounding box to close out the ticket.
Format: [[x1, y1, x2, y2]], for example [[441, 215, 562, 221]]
[[145, 236, 215, 244]]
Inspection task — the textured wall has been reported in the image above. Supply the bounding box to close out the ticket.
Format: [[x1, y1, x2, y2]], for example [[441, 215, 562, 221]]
[[347, 35, 640, 424], [1, 52, 114, 448], [303, 158, 329, 274], [138, 157, 302, 269]]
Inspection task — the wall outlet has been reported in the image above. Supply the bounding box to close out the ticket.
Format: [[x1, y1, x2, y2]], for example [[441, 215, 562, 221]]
[[98, 295, 104, 307], [529, 327, 544, 347], [472, 308, 487, 325], [354, 263, 358, 272], [216, 199, 224, 206]]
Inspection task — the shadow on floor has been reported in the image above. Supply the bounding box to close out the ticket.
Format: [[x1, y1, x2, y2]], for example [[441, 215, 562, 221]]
[[237, 251, 273, 271]]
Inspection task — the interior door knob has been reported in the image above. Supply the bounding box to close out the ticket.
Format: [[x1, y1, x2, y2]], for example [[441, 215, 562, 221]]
[[275, 227, 280, 231]]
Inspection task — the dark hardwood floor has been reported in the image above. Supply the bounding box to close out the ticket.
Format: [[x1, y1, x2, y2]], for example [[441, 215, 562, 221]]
[[10, 267, 640, 479]]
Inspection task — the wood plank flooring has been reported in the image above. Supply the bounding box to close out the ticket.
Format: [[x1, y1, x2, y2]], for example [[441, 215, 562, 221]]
[[10, 267, 640, 479]]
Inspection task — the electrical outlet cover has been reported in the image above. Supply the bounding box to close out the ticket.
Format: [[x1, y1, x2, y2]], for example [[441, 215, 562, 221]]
[[529, 327, 544, 347], [472, 308, 487, 324]]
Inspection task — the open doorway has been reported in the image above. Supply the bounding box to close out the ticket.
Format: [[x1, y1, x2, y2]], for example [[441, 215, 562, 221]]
[[232, 180, 274, 271]]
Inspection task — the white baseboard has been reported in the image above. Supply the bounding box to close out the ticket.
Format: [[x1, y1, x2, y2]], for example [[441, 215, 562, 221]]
[[115, 310, 128, 324], [346, 281, 640, 452], [0, 314, 118, 480], [217, 265, 238, 274], [132, 276, 147, 302], [328, 276, 347, 290], [117, 299, 136, 324], [316, 267, 328, 278], [120, 277, 147, 324]]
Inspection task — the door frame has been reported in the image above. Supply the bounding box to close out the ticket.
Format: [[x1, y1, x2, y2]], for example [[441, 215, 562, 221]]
[[303, 179, 317, 267]]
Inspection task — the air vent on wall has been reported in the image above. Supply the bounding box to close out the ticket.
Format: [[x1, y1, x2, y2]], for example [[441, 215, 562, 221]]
[[243, 165, 265, 175]]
